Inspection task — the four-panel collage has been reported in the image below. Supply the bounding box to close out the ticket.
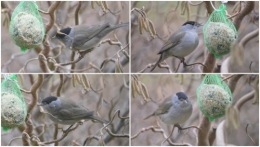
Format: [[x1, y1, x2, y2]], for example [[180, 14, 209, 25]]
[[1, 1, 259, 146]]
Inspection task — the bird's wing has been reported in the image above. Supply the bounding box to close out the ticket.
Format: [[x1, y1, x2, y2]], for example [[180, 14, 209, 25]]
[[73, 23, 110, 46], [154, 96, 173, 115], [158, 31, 186, 54], [56, 108, 94, 121], [55, 98, 94, 120]]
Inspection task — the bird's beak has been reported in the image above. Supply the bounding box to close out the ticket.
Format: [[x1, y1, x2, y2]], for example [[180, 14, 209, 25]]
[[184, 100, 188, 104]]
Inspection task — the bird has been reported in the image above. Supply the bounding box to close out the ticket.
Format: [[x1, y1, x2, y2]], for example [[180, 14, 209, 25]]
[[144, 92, 192, 126], [53, 22, 128, 53], [150, 21, 201, 72], [37, 96, 108, 125]]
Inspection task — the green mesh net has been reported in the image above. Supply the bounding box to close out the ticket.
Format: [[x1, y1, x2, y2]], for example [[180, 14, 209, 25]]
[[196, 74, 232, 121], [203, 4, 237, 58], [9, 1, 45, 51], [1, 74, 27, 131]]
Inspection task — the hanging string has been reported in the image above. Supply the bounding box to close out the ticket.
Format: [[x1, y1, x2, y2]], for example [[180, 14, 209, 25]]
[[210, 1, 228, 11], [210, 1, 218, 11]]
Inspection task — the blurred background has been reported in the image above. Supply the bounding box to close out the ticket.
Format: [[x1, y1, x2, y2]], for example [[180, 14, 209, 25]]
[[1, 1, 129, 73], [131, 1, 259, 73], [1, 74, 129, 146], [131, 74, 259, 146]]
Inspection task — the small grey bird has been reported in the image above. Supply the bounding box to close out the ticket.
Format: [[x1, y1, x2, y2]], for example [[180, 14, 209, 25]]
[[53, 22, 128, 53], [38, 96, 108, 125], [150, 21, 201, 72], [144, 92, 192, 126]]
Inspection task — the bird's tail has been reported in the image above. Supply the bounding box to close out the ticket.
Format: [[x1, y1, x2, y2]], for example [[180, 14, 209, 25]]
[[102, 22, 129, 36], [143, 113, 154, 120], [112, 22, 129, 29], [150, 54, 163, 72]]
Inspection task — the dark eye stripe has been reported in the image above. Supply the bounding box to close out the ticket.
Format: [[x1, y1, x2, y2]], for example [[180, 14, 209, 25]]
[[42, 96, 57, 104]]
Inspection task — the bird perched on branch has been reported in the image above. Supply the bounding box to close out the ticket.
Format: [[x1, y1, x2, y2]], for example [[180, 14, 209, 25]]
[[150, 21, 201, 72], [144, 92, 192, 127], [38, 96, 108, 125], [53, 22, 129, 54]]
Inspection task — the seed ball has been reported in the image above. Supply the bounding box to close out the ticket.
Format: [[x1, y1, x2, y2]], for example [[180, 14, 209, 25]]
[[1, 92, 27, 129], [205, 22, 236, 57], [9, 12, 44, 49], [198, 84, 232, 121]]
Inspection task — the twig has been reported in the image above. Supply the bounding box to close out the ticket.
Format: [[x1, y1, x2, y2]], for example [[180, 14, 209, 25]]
[[83, 135, 101, 146], [99, 110, 129, 140], [70, 1, 82, 73], [21, 58, 39, 73], [105, 127, 129, 138], [22, 74, 44, 145], [202, 52, 216, 73], [20, 88, 31, 94], [222, 74, 235, 81], [245, 124, 256, 146], [41, 122, 81, 145], [228, 74, 243, 93], [53, 123, 59, 146], [183, 61, 206, 68], [197, 116, 211, 146], [235, 90, 255, 111], [59, 51, 88, 66], [161, 126, 175, 145], [175, 60, 182, 73], [175, 124, 201, 131], [105, 2, 122, 16], [8, 136, 22, 146], [161, 123, 201, 145], [202, 2, 216, 73], [100, 43, 129, 71], [233, 1, 255, 30], [39, 2, 61, 72], [1, 51, 28, 72], [131, 126, 162, 139], [56, 74, 63, 97], [131, 124, 192, 146], [72, 140, 81, 146], [158, 61, 173, 73], [188, 1, 204, 6], [138, 63, 156, 73], [240, 29, 259, 47]]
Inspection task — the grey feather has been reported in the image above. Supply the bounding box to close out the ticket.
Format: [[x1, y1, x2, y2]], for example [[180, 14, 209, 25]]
[[54, 22, 128, 52]]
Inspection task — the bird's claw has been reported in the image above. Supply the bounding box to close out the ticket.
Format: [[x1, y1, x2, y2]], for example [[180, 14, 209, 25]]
[[174, 124, 183, 133]]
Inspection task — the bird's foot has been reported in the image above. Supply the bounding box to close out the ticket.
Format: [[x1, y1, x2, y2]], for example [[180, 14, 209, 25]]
[[78, 49, 94, 57], [179, 58, 189, 67], [62, 124, 74, 134], [78, 51, 88, 58], [174, 124, 183, 133]]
